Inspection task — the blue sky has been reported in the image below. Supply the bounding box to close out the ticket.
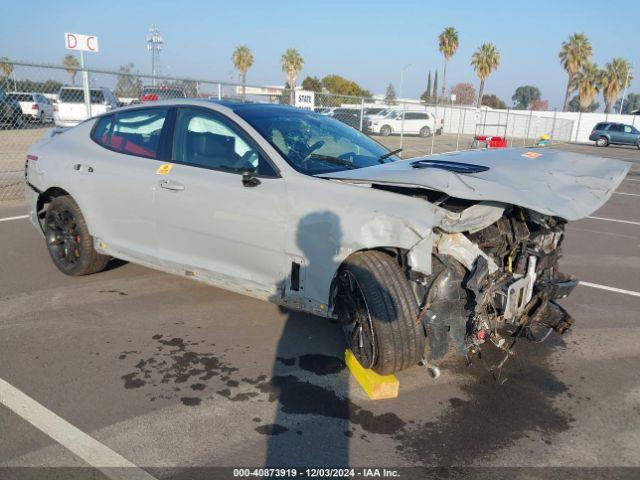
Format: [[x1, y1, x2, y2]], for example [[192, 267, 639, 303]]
[[1, 0, 638, 109]]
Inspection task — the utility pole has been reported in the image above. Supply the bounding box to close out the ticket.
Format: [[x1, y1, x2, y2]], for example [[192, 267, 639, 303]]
[[147, 25, 164, 86], [619, 67, 631, 114]]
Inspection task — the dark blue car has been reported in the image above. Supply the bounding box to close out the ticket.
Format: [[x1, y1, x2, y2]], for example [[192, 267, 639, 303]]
[[589, 122, 640, 148]]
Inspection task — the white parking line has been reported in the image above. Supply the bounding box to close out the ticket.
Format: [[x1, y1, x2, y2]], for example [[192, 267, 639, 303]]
[[0, 214, 28, 223], [0, 378, 157, 480], [587, 216, 640, 226], [625, 178, 640, 183], [579, 281, 640, 298], [614, 192, 640, 197]]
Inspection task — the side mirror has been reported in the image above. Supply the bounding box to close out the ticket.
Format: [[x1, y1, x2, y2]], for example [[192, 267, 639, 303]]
[[242, 171, 261, 188]]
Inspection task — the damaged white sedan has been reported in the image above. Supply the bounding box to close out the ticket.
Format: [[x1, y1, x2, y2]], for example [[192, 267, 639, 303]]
[[25, 100, 630, 375]]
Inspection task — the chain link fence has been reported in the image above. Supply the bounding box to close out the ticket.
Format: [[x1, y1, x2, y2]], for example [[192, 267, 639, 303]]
[[0, 60, 574, 202]]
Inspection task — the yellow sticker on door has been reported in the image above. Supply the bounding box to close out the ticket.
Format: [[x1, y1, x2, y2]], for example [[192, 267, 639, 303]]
[[156, 164, 173, 175], [521, 151, 543, 159]]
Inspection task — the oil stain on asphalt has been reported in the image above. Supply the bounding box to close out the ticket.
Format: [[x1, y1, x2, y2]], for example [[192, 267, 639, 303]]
[[118, 332, 575, 460]]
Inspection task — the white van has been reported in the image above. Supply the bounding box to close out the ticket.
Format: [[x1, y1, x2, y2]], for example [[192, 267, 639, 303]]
[[54, 87, 118, 127]]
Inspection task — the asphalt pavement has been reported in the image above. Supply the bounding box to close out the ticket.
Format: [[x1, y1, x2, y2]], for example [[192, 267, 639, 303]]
[[0, 143, 639, 479]]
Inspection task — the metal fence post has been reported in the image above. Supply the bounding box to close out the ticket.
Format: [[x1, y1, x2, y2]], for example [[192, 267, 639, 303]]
[[524, 109, 533, 146], [574, 112, 582, 142], [456, 107, 465, 151], [550, 109, 558, 142], [217, 83, 222, 100], [430, 102, 437, 155], [400, 103, 406, 151], [504, 108, 510, 144], [359, 97, 365, 132], [80, 51, 91, 118]]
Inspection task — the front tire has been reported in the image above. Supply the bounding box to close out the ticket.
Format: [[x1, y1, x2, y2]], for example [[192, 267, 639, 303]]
[[380, 125, 392, 136], [596, 136, 609, 147], [419, 126, 432, 137], [335, 251, 424, 375], [44, 196, 109, 276]]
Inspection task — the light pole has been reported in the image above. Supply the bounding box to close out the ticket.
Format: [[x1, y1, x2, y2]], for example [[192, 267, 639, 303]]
[[619, 67, 632, 114], [399, 64, 411, 151]]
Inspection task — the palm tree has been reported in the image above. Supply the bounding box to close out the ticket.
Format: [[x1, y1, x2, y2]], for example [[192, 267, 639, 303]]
[[281, 48, 304, 104], [63, 54, 80, 86], [601, 58, 633, 113], [231, 45, 254, 100], [575, 62, 602, 112], [559, 33, 592, 112], [438, 27, 459, 101], [470, 43, 500, 108]]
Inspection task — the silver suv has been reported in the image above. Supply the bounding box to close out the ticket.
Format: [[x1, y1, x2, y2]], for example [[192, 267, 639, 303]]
[[25, 100, 629, 374]]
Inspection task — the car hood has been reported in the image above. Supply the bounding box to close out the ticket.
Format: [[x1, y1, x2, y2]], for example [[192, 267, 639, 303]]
[[316, 148, 630, 221]]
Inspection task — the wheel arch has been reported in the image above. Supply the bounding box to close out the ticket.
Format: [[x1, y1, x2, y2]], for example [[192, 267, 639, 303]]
[[36, 187, 96, 235]]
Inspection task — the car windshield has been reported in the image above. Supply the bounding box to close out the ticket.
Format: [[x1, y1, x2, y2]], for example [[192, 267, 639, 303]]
[[59, 89, 105, 104], [8, 93, 33, 102], [236, 107, 399, 175], [141, 87, 186, 99]]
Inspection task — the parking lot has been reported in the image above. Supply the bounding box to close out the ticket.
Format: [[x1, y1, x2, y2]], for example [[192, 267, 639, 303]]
[[0, 142, 639, 478]]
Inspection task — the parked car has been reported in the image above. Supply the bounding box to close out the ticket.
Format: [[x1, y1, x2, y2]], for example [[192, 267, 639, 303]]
[[25, 100, 629, 375], [7, 92, 54, 124], [54, 87, 118, 127], [368, 110, 437, 137], [589, 122, 640, 148], [363, 108, 400, 131], [0, 88, 25, 128], [140, 85, 187, 102], [330, 108, 362, 129]]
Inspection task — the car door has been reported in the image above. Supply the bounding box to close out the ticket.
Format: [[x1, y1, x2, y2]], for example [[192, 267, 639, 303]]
[[79, 107, 170, 262], [608, 124, 623, 143], [154, 106, 288, 297]]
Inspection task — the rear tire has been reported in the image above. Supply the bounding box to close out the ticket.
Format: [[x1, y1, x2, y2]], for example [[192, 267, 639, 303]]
[[596, 136, 609, 147], [335, 251, 424, 375], [44, 195, 109, 276], [419, 126, 431, 137], [380, 125, 392, 136]]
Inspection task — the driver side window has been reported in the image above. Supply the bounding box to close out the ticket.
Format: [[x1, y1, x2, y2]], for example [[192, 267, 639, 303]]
[[173, 108, 275, 176]]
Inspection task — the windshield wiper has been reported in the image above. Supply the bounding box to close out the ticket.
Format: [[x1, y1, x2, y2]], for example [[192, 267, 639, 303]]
[[308, 154, 357, 169], [378, 148, 402, 163]]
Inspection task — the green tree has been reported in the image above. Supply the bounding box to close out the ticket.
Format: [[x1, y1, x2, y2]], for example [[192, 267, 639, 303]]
[[481, 94, 507, 109], [438, 27, 459, 100], [614, 92, 640, 114], [601, 58, 633, 113], [568, 95, 599, 112], [301, 76, 322, 92], [421, 71, 432, 102], [320, 74, 371, 97], [511, 85, 541, 109], [575, 62, 602, 112], [432, 70, 438, 102], [281, 48, 304, 104], [0, 57, 14, 90], [471, 43, 500, 108], [450, 82, 476, 105], [231, 45, 254, 100], [115, 63, 142, 98], [62, 54, 80, 86], [559, 33, 592, 112], [384, 83, 397, 105]]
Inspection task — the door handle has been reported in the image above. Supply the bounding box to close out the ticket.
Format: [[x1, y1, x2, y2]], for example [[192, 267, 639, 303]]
[[159, 179, 185, 191]]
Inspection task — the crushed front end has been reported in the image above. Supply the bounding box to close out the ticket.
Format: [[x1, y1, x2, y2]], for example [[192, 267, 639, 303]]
[[421, 206, 578, 369]]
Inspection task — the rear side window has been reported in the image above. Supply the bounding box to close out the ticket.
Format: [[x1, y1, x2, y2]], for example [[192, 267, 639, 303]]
[[92, 108, 168, 159]]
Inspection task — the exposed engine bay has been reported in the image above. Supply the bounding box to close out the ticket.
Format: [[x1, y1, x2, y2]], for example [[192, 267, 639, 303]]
[[416, 204, 577, 375]]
